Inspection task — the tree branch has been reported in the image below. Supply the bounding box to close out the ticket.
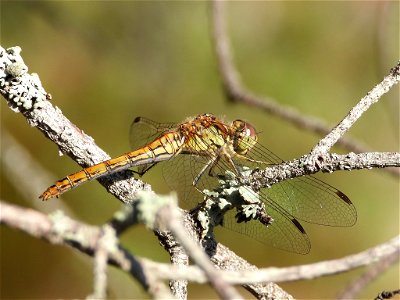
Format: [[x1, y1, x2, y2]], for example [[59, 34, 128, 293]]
[[0, 46, 150, 204], [2, 199, 398, 296], [138, 192, 243, 300], [310, 63, 400, 155], [210, 1, 400, 178], [0, 200, 175, 299], [249, 152, 399, 191], [337, 248, 400, 300]]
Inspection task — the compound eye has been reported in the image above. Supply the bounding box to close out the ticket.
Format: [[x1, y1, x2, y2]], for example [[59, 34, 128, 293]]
[[243, 122, 257, 139], [232, 120, 257, 138], [231, 120, 258, 154]]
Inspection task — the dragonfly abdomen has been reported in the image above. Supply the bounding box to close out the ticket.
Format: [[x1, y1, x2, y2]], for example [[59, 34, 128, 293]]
[[40, 132, 184, 200]]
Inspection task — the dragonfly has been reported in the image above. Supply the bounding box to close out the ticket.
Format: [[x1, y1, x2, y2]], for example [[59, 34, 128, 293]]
[[40, 113, 357, 254]]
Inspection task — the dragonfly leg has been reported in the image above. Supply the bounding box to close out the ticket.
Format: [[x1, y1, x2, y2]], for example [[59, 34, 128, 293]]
[[192, 155, 219, 187], [223, 153, 243, 177], [234, 153, 276, 166], [207, 155, 224, 178]]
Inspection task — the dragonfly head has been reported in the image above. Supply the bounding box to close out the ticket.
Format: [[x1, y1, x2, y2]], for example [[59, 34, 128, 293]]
[[231, 120, 258, 155]]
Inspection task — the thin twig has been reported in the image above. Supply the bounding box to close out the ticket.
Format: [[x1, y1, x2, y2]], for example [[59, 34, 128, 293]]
[[133, 192, 242, 300], [169, 244, 189, 300], [0, 200, 175, 300], [0, 47, 150, 204], [157, 204, 243, 300], [1, 129, 76, 215], [2, 200, 399, 289], [236, 236, 400, 284], [87, 225, 118, 300], [156, 212, 400, 285], [336, 247, 400, 300], [157, 211, 295, 299], [310, 63, 400, 155], [210, 1, 400, 177], [4, 198, 399, 300], [249, 152, 400, 191], [90, 245, 108, 300]]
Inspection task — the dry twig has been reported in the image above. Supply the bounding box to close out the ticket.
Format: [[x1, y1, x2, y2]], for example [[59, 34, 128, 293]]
[[337, 247, 400, 300], [0, 200, 175, 299], [210, 1, 400, 178]]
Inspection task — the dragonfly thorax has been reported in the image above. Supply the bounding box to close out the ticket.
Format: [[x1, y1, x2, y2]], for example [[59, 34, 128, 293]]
[[231, 120, 258, 155], [178, 114, 231, 153]]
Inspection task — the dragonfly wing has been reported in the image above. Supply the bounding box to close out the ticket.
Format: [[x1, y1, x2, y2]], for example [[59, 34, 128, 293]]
[[129, 116, 177, 149], [223, 186, 311, 254], [129, 116, 177, 174], [161, 153, 212, 210], [155, 125, 312, 253], [264, 176, 357, 226], [160, 152, 311, 253], [240, 141, 357, 227]]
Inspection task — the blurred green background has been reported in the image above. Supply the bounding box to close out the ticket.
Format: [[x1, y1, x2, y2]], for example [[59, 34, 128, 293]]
[[1, 1, 399, 299]]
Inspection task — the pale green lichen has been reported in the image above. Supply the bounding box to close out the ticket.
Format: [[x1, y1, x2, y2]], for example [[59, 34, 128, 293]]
[[112, 204, 134, 222], [134, 191, 178, 230], [0, 46, 47, 111], [194, 166, 270, 240], [98, 225, 119, 253], [48, 210, 80, 244], [6, 62, 28, 77]]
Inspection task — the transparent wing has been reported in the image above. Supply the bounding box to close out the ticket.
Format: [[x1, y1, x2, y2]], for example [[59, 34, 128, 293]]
[[129, 116, 177, 149], [161, 154, 211, 209], [223, 188, 311, 254], [239, 140, 357, 227], [158, 129, 309, 253], [160, 123, 239, 209], [162, 145, 312, 253], [129, 116, 177, 174]]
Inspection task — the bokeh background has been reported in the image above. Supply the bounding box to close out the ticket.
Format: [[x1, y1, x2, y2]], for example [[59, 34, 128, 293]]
[[1, 1, 399, 299]]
